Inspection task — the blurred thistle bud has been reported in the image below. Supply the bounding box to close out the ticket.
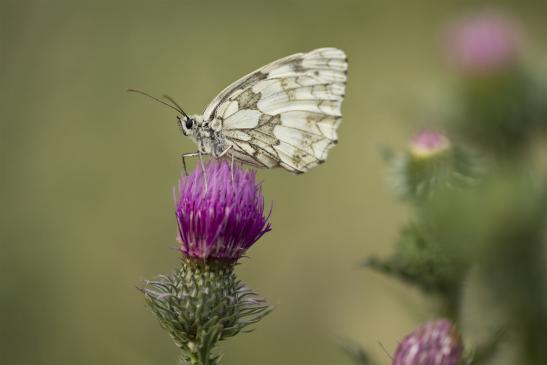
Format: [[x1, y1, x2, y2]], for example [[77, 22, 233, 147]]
[[391, 131, 480, 202], [142, 160, 273, 365], [409, 131, 451, 159], [175, 160, 271, 261], [442, 12, 543, 154], [392, 319, 463, 365], [443, 12, 520, 77]]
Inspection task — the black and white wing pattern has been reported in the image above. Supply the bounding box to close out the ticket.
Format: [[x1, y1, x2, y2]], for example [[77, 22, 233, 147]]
[[203, 47, 347, 173]]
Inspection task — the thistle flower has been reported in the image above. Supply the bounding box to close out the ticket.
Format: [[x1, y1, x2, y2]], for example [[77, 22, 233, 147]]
[[392, 319, 463, 365], [444, 12, 520, 76], [142, 161, 273, 365], [409, 131, 451, 160], [174, 160, 271, 261]]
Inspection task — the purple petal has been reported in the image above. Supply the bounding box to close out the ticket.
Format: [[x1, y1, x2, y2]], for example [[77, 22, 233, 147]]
[[174, 160, 272, 261]]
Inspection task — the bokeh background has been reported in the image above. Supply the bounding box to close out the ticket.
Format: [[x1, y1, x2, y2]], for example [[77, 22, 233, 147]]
[[1, 1, 546, 364]]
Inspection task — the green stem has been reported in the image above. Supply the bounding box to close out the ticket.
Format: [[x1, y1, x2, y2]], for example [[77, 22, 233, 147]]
[[179, 349, 218, 365], [439, 281, 462, 324]]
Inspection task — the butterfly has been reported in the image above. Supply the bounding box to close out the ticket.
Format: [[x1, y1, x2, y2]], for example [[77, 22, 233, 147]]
[[131, 47, 347, 174]]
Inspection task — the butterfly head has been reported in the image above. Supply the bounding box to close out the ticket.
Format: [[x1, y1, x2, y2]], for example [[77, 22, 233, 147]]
[[178, 114, 207, 138], [177, 115, 196, 137]]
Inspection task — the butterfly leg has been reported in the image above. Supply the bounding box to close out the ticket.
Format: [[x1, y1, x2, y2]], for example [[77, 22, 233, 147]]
[[230, 154, 235, 182], [197, 152, 208, 191], [217, 145, 234, 181], [181, 151, 201, 176], [217, 145, 233, 159]]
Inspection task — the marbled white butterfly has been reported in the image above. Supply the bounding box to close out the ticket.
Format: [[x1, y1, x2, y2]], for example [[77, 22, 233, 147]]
[[131, 47, 347, 173]]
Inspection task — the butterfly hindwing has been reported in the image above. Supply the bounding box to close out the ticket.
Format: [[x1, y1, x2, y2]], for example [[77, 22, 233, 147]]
[[203, 47, 347, 173]]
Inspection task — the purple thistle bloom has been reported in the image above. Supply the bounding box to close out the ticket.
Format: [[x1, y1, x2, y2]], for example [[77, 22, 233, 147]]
[[392, 319, 463, 365], [174, 160, 271, 261], [443, 11, 520, 76], [410, 131, 451, 159]]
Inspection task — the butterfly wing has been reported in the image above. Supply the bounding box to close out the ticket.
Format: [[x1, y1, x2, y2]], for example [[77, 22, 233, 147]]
[[203, 47, 347, 173]]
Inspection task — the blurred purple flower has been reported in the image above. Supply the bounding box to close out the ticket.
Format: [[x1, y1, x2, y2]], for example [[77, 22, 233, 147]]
[[392, 319, 463, 365], [174, 160, 271, 261], [444, 12, 520, 76], [409, 131, 451, 159]]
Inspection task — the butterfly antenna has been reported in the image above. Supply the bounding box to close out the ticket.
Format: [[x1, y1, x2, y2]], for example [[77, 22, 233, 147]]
[[163, 94, 189, 119], [127, 88, 184, 114]]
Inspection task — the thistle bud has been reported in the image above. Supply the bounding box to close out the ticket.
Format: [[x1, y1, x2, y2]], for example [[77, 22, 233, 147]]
[[143, 260, 272, 365], [392, 131, 453, 201], [392, 319, 463, 365]]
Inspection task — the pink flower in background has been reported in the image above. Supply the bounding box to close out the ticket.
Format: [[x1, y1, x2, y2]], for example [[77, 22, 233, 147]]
[[174, 160, 271, 261], [409, 131, 451, 159], [392, 319, 463, 365], [444, 11, 521, 76]]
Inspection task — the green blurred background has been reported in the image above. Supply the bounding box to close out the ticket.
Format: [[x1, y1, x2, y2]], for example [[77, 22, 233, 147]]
[[1, 1, 546, 364]]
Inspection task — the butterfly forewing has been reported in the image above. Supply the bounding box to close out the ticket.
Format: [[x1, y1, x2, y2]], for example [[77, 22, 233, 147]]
[[203, 47, 347, 173]]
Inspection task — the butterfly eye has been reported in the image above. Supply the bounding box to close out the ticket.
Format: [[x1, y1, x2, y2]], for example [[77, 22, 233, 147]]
[[185, 118, 194, 130]]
